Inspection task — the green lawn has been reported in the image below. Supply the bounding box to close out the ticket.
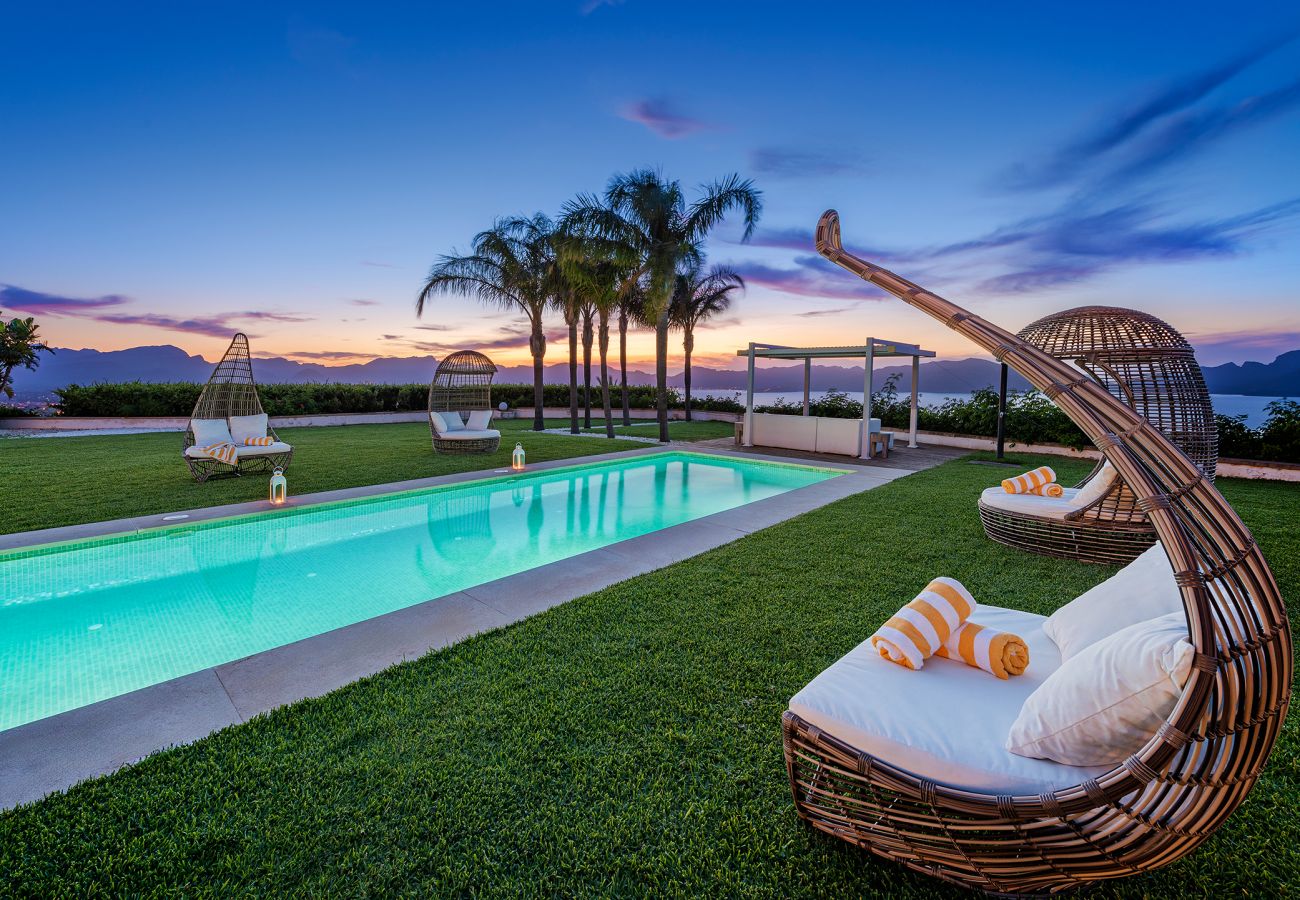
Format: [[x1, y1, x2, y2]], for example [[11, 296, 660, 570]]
[[1, 455, 1296, 896], [540, 416, 736, 441], [0, 420, 642, 535]]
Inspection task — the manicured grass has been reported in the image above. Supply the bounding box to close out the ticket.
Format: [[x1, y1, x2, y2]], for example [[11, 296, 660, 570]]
[[1, 456, 1296, 896], [540, 416, 736, 441], [0, 421, 641, 535]]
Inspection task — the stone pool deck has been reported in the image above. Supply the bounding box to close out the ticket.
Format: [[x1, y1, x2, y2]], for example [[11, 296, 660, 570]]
[[0, 444, 925, 810]]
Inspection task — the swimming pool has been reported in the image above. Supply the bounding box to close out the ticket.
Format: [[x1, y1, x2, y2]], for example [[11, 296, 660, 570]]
[[0, 452, 840, 731]]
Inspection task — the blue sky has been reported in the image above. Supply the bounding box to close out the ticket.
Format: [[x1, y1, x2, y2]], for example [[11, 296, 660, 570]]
[[2, 1, 1298, 370]]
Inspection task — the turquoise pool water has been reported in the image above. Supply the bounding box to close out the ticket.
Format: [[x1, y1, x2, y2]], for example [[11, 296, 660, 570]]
[[0, 452, 839, 731]]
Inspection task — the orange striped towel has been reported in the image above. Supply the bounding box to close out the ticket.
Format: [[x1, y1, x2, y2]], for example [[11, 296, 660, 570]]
[[870, 578, 976, 670], [936, 621, 1029, 679], [197, 442, 238, 465], [1027, 482, 1064, 498], [1002, 466, 1056, 494], [243, 436, 274, 446]]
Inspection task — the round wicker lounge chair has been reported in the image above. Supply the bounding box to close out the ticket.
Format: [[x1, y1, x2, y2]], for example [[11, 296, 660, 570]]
[[780, 210, 1290, 896], [183, 333, 292, 483], [428, 350, 501, 454], [977, 307, 1217, 564]]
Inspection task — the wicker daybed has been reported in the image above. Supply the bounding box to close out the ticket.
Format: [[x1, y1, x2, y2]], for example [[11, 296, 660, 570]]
[[977, 307, 1217, 564], [428, 350, 501, 454], [182, 333, 293, 483], [781, 210, 1290, 896]]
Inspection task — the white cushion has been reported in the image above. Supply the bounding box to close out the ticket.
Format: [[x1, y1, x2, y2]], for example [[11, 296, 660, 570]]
[[442, 412, 466, 431], [1073, 460, 1117, 508], [1044, 544, 1182, 660], [228, 413, 269, 444], [789, 605, 1110, 793], [435, 429, 499, 441], [1008, 612, 1193, 766], [190, 418, 233, 446], [429, 411, 455, 435], [980, 485, 1082, 519], [465, 409, 493, 430], [233, 440, 292, 457]]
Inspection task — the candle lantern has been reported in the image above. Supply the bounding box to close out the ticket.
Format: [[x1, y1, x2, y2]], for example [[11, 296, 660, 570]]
[[269, 467, 288, 504], [511, 442, 526, 471]]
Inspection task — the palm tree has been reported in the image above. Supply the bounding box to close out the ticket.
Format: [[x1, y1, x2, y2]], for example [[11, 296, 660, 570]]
[[0, 310, 53, 399], [616, 285, 647, 427], [671, 265, 745, 421], [418, 214, 556, 432], [564, 170, 761, 442]]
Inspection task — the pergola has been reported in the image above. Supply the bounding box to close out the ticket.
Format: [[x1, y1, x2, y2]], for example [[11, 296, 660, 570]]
[[736, 338, 935, 458]]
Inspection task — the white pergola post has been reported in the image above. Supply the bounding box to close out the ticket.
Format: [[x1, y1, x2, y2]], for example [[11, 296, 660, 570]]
[[802, 357, 811, 416], [909, 354, 920, 448], [743, 342, 755, 447], [859, 337, 875, 459]]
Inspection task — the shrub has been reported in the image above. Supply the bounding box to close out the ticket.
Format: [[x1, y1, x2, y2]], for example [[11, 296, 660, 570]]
[[53, 382, 428, 417], [0, 403, 36, 417]]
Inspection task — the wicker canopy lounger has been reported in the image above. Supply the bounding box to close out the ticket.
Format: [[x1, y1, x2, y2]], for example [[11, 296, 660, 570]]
[[183, 333, 292, 483], [978, 306, 1218, 564], [781, 210, 1290, 896], [428, 350, 501, 454]]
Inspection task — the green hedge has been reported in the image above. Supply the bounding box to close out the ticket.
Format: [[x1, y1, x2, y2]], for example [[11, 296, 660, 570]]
[[1216, 400, 1300, 463]]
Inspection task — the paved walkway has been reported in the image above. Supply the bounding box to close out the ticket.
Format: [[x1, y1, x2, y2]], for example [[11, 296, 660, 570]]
[[692, 437, 968, 471]]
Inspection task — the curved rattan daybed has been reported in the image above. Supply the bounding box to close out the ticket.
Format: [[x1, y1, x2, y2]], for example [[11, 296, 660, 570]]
[[428, 350, 501, 454], [183, 333, 292, 483], [977, 307, 1217, 564], [780, 210, 1290, 896]]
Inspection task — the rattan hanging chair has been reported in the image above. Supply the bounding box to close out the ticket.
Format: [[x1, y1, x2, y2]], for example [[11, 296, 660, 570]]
[[428, 350, 501, 454], [778, 210, 1290, 896], [978, 307, 1218, 565], [183, 333, 292, 483]]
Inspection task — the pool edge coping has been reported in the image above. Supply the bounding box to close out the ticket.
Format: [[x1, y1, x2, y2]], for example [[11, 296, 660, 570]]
[[0, 447, 909, 812]]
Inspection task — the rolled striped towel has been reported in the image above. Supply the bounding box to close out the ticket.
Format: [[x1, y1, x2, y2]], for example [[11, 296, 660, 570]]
[[1002, 466, 1056, 494], [197, 442, 238, 465], [870, 577, 976, 670], [1027, 482, 1064, 498], [243, 436, 274, 446], [936, 621, 1029, 679]]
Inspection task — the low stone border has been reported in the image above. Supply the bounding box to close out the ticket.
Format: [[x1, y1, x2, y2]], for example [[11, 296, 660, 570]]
[[0, 447, 909, 810]]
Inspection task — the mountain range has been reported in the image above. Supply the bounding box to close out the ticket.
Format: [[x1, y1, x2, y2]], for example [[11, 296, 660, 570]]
[[8, 344, 1298, 400]]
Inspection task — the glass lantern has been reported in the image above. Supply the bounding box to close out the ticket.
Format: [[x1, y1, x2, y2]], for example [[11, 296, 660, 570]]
[[511, 442, 526, 471], [269, 467, 288, 504]]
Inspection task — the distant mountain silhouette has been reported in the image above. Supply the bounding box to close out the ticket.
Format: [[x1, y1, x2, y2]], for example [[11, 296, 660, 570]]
[[10, 343, 1297, 400]]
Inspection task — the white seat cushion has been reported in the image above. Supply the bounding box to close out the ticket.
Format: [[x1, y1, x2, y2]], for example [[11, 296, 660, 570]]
[[229, 413, 269, 444], [1073, 460, 1118, 508], [980, 485, 1082, 519], [790, 605, 1110, 794], [190, 418, 233, 446], [465, 409, 493, 430], [235, 440, 292, 457], [1044, 543, 1182, 661], [434, 429, 499, 441]]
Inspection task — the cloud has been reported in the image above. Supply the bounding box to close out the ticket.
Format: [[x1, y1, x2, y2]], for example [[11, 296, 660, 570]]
[[1186, 328, 1300, 365], [797, 304, 860, 318], [1002, 31, 1299, 189], [380, 334, 403, 341], [280, 350, 377, 360], [413, 323, 451, 331], [749, 147, 868, 178], [94, 311, 311, 339], [733, 258, 889, 301], [348, 298, 379, 307], [618, 98, 712, 138], [581, 0, 623, 12], [361, 260, 398, 268], [1, 285, 130, 315], [743, 227, 814, 252]]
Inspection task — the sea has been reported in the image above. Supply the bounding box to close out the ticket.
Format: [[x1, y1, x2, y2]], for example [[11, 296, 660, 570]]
[[721, 391, 1290, 428]]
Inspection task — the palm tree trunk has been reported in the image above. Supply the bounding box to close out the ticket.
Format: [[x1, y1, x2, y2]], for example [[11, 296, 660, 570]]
[[529, 320, 546, 432], [599, 311, 614, 439], [683, 326, 694, 422], [619, 308, 630, 427], [582, 309, 593, 430], [567, 314, 579, 434], [655, 307, 670, 443]]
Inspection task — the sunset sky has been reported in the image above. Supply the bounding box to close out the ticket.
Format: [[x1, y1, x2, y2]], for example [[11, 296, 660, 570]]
[[2, 2, 1298, 373]]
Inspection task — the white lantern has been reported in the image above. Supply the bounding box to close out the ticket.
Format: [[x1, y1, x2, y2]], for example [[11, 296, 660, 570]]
[[269, 467, 288, 505], [511, 442, 526, 471]]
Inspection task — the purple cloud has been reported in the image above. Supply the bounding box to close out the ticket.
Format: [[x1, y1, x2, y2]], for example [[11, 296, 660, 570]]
[[1189, 328, 1300, 365], [94, 311, 310, 339], [281, 350, 376, 360], [348, 298, 379, 306], [618, 98, 711, 138], [749, 147, 868, 178], [1, 285, 129, 315], [733, 260, 889, 301]]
